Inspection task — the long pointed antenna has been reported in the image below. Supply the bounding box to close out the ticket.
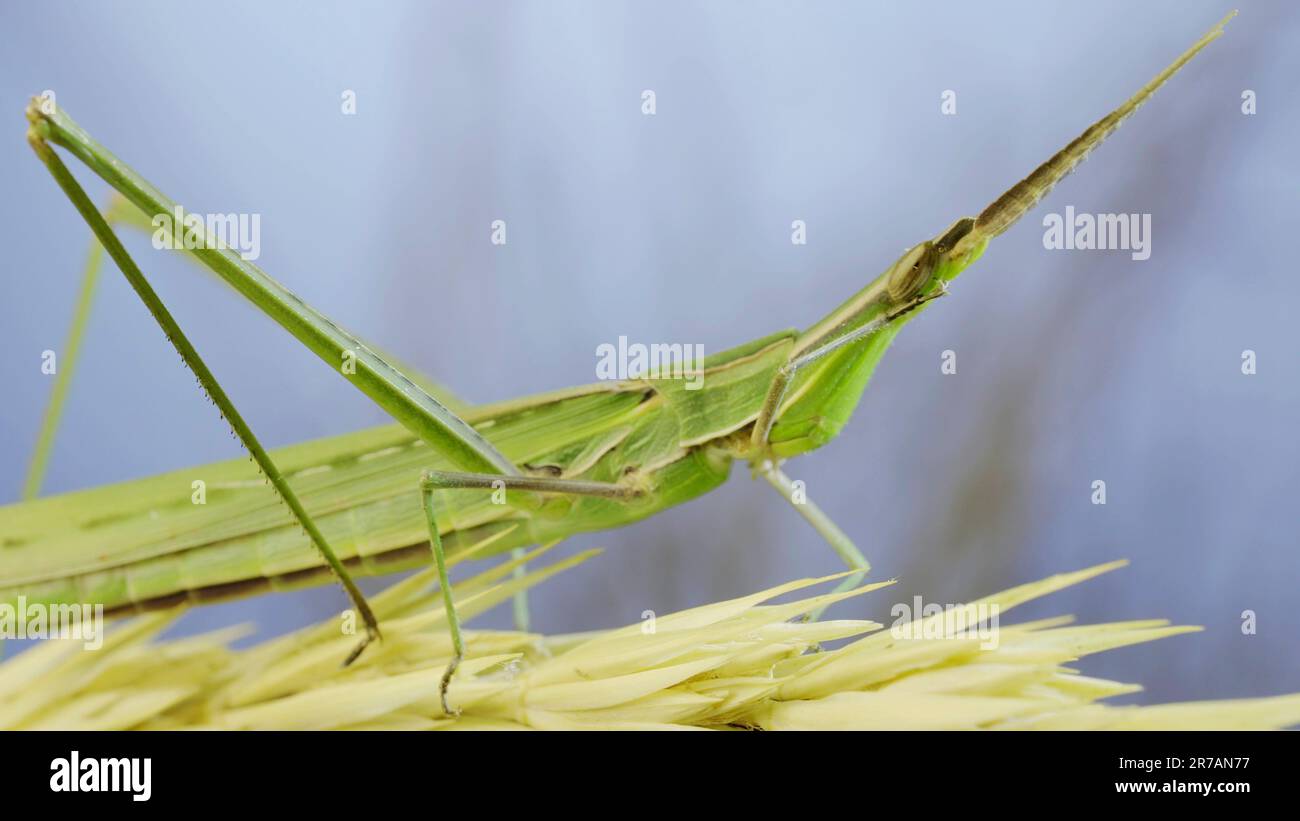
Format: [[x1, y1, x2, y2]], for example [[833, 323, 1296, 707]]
[[955, 10, 1235, 254]]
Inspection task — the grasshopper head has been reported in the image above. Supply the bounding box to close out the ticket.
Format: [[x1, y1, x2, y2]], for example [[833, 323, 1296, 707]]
[[884, 216, 987, 304], [883, 239, 939, 304]]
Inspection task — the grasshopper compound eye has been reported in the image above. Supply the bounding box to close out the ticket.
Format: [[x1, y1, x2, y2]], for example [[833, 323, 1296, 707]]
[[885, 240, 939, 304]]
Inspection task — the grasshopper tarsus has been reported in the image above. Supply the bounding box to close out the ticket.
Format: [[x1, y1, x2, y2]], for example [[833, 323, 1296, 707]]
[[439, 653, 462, 718], [342, 625, 382, 668]]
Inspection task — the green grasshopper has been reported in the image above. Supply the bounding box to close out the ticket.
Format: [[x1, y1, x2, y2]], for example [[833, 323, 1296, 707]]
[[2, 14, 1232, 713]]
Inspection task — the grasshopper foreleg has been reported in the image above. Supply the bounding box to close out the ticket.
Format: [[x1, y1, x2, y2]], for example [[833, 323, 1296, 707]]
[[749, 286, 948, 619], [760, 464, 870, 622]]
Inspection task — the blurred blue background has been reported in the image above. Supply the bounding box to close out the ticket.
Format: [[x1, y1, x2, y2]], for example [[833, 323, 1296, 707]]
[[1, 1, 1296, 704]]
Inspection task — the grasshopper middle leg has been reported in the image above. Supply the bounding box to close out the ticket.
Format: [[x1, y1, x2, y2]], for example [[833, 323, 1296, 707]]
[[418, 470, 642, 715]]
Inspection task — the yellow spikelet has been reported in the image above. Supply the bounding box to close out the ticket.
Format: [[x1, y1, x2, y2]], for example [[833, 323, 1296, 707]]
[[2, 552, 1297, 731]]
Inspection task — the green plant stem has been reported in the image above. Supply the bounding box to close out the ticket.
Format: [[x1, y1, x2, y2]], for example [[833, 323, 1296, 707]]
[[22, 208, 109, 500]]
